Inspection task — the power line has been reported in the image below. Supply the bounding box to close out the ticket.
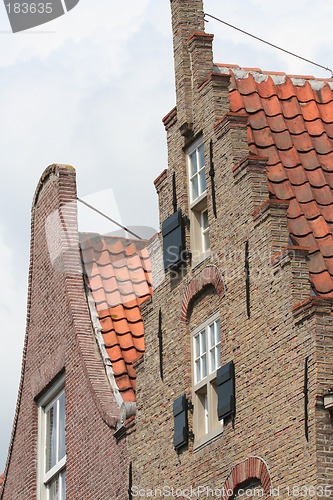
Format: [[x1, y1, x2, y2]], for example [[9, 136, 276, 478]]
[[204, 12, 333, 78], [77, 197, 143, 240]]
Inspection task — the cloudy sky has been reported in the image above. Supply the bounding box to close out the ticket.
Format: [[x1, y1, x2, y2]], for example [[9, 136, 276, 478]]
[[0, 0, 332, 472]]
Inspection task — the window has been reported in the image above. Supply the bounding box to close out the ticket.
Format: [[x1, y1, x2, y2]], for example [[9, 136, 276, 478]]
[[187, 138, 210, 261], [188, 140, 206, 203], [38, 375, 66, 499], [192, 314, 222, 447]]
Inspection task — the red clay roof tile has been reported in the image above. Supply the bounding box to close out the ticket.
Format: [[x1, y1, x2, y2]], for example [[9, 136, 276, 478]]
[[228, 68, 333, 296], [80, 234, 152, 402], [285, 115, 307, 135], [280, 97, 301, 119], [261, 95, 282, 117], [300, 100, 321, 121], [299, 200, 321, 220], [305, 118, 326, 137], [267, 114, 288, 134]]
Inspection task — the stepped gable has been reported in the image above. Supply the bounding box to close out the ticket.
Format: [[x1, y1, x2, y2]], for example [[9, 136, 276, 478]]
[[216, 63, 333, 297], [80, 233, 153, 402]]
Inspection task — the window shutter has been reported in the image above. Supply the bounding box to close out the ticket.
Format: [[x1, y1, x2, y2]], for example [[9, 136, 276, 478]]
[[162, 210, 185, 271], [217, 361, 235, 420], [173, 394, 188, 450]]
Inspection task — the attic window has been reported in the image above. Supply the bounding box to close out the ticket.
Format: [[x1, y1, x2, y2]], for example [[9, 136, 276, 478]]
[[188, 139, 206, 203], [187, 137, 210, 263]]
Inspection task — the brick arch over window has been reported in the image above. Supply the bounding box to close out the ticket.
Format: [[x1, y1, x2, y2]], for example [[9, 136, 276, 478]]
[[223, 457, 272, 499], [180, 265, 225, 325]]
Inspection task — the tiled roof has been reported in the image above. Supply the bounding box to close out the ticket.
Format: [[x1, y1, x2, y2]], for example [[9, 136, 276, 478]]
[[216, 64, 333, 297], [80, 234, 153, 402]]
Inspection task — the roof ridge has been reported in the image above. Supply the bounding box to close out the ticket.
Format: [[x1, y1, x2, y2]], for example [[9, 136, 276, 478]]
[[214, 63, 333, 90]]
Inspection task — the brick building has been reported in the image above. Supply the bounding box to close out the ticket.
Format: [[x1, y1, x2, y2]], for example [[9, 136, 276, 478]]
[[1, 0, 333, 499], [128, 0, 333, 497], [0, 165, 153, 499]]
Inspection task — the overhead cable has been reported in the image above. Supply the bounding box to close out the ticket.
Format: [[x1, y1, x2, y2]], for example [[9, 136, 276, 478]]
[[204, 12, 333, 77], [77, 197, 143, 240]]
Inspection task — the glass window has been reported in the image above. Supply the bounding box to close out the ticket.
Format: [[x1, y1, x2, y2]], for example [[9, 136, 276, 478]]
[[201, 209, 210, 253], [38, 378, 66, 499], [192, 315, 222, 444], [188, 141, 206, 203]]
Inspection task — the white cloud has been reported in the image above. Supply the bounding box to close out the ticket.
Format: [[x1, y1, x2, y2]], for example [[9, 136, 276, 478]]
[[0, 228, 26, 471]]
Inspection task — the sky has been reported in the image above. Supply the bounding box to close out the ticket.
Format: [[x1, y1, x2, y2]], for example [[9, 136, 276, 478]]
[[0, 0, 332, 472]]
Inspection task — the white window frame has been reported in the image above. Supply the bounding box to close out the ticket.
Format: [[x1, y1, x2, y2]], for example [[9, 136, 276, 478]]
[[37, 374, 66, 500], [186, 137, 210, 263], [192, 314, 222, 450], [187, 137, 206, 204]]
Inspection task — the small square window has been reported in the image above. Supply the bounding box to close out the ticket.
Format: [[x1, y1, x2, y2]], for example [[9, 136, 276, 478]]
[[38, 376, 66, 499]]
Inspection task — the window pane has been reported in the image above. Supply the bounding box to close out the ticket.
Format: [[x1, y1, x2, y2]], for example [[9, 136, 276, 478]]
[[200, 168, 206, 194], [217, 343, 221, 369], [202, 354, 207, 378], [210, 348, 216, 373], [203, 231, 210, 252], [58, 392, 65, 461], [46, 404, 57, 472], [191, 175, 199, 200], [201, 210, 209, 230], [201, 330, 206, 353], [190, 151, 197, 175], [195, 359, 201, 383], [48, 475, 59, 500], [198, 144, 205, 168], [216, 320, 221, 343], [204, 393, 209, 434], [195, 335, 200, 358], [61, 469, 66, 499], [209, 324, 215, 347]]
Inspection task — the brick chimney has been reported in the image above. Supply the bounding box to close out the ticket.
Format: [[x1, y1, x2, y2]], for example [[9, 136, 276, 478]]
[[170, 0, 214, 135]]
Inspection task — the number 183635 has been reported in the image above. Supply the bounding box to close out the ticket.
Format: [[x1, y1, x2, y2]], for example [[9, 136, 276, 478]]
[[6, 3, 53, 14]]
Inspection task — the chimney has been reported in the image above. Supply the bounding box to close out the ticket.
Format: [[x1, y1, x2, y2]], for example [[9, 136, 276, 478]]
[[170, 0, 214, 134]]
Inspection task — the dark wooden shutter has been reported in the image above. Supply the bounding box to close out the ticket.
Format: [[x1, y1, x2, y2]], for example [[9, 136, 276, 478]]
[[173, 394, 188, 450], [217, 361, 235, 420], [162, 210, 185, 271]]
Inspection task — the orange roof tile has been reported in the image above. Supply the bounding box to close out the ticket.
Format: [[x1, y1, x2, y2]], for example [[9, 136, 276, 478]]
[[220, 65, 333, 296], [80, 234, 153, 402]]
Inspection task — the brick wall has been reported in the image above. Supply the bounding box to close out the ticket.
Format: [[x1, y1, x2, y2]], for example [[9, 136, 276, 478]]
[[128, 0, 333, 497], [2, 165, 128, 499]]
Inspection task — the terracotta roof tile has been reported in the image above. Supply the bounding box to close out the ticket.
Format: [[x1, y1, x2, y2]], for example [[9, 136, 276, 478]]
[[300, 100, 321, 121], [80, 234, 152, 402], [285, 115, 307, 135], [227, 67, 333, 296], [261, 95, 282, 117]]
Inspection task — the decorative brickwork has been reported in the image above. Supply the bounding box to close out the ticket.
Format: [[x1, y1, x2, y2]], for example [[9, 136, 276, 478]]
[[181, 264, 225, 324], [223, 457, 272, 498]]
